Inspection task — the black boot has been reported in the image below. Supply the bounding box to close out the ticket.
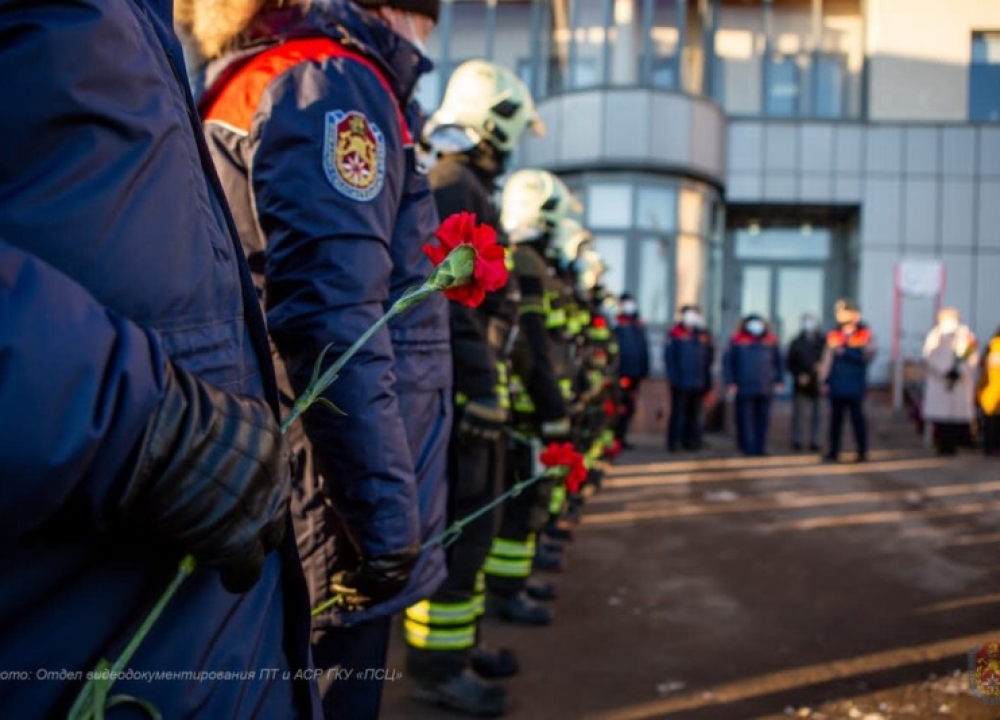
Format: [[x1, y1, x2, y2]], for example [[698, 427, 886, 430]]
[[533, 549, 565, 573], [470, 645, 519, 679], [542, 519, 573, 542], [525, 578, 557, 602], [485, 591, 554, 625], [412, 669, 507, 717]]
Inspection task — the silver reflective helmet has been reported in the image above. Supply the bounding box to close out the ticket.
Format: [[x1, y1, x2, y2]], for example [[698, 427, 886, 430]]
[[500, 169, 582, 244], [551, 217, 593, 266], [576, 248, 606, 292], [425, 59, 543, 154]]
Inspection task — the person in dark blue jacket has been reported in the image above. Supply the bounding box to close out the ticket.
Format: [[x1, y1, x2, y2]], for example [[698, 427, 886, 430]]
[[614, 292, 651, 448], [664, 304, 714, 451], [0, 2, 317, 717], [723, 315, 784, 456], [182, 0, 450, 716], [819, 299, 876, 462]]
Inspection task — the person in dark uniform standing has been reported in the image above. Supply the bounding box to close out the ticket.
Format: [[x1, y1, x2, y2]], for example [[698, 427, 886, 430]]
[[614, 292, 650, 449], [483, 169, 579, 626], [403, 59, 543, 716], [665, 305, 714, 451], [819, 299, 876, 462], [786, 313, 825, 452], [186, 1, 451, 716], [723, 314, 783, 456]]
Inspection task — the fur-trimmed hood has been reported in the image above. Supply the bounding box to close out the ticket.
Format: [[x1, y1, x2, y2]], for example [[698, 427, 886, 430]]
[[176, 0, 307, 60]]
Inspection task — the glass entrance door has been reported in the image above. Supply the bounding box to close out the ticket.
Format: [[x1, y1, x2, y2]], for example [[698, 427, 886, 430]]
[[725, 225, 837, 346], [776, 267, 824, 345], [739, 265, 825, 344]]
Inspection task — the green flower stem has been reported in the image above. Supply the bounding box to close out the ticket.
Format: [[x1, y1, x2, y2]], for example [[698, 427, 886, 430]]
[[280, 282, 438, 434], [69, 252, 478, 718], [310, 593, 346, 618], [68, 557, 197, 720], [310, 466, 566, 617], [423, 468, 564, 550]]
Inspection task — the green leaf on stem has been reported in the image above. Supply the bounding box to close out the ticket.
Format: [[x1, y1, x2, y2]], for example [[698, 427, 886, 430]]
[[315, 398, 346, 416]]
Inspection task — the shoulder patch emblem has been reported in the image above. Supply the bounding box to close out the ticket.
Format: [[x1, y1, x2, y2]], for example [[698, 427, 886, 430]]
[[324, 110, 385, 201]]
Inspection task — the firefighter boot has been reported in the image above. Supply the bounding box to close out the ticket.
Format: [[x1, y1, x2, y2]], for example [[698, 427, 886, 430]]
[[485, 591, 554, 625], [412, 668, 508, 717], [470, 645, 519, 679], [525, 578, 557, 601]]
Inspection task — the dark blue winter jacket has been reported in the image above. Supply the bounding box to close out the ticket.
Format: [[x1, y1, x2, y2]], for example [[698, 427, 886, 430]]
[[0, 2, 316, 716], [824, 324, 875, 399], [615, 315, 651, 380], [723, 331, 784, 397], [665, 323, 714, 391], [199, 0, 451, 626]]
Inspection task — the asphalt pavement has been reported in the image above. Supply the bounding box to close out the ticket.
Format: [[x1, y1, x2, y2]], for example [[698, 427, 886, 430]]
[[382, 394, 1000, 719]]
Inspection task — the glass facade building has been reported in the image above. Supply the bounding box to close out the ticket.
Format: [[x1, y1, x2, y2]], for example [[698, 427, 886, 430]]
[[419, 0, 1000, 382]]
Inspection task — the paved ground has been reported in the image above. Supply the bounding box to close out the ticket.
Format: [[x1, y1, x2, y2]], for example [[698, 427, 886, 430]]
[[382, 394, 1000, 719]]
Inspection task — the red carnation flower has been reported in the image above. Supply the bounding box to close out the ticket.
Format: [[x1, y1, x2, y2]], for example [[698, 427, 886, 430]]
[[604, 399, 618, 418], [422, 211, 509, 308], [540, 442, 588, 494]]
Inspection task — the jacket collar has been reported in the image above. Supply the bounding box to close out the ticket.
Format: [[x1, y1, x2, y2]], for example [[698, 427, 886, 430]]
[[305, 0, 432, 105], [209, 0, 431, 108]]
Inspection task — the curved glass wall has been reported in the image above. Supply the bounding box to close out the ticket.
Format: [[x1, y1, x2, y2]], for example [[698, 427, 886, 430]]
[[418, 0, 863, 119], [560, 173, 722, 333]]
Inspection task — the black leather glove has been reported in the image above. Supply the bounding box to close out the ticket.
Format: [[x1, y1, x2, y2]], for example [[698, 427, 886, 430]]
[[456, 399, 508, 443], [118, 361, 290, 593], [329, 548, 420, 611]]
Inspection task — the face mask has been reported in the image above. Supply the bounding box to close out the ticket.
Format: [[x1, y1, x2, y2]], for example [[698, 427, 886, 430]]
[[621, 301, 638, 316], [939, 318, 959, 334], [745, 319, 765, 336], [802, 318, 817, 332], [683, 310, 702, 328]]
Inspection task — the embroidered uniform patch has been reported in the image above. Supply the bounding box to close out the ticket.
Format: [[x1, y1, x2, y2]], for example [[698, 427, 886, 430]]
[[324, 110, 385, 201]]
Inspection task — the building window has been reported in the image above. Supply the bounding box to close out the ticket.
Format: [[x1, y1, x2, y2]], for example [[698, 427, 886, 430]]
[[639, 237, 672, 324], [676, 234, 706, 310], [766, 54, 800, 116], [636, 186, 677, 231], [813, 53, 846, 118], [970, 31, 1000, 122], [643, 0, 682, 89], [574, 174, 719, 330], [587, 184, 634, 227], [594, 234, 628, 297]]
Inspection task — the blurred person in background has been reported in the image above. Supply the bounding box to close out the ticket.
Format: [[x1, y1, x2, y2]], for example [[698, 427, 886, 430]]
[[786, 313, 825, 452], [922, 308, 979, 456], [723, 314, 783, 457], [977, 325, 1000, 456], [664, 304, 714, 452], [819, 299, 875, 463], [614, 292, 650, 449]]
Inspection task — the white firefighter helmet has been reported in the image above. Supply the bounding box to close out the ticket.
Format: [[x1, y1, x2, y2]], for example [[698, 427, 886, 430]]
[[552, 217, 593, 266], [500, 169, 582, 244], [576, 248, 607, 292], [426, 59, 543, 154]]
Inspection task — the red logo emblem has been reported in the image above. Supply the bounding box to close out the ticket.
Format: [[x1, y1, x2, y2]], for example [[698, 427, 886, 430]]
[[970, 642, 1000, 703]]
